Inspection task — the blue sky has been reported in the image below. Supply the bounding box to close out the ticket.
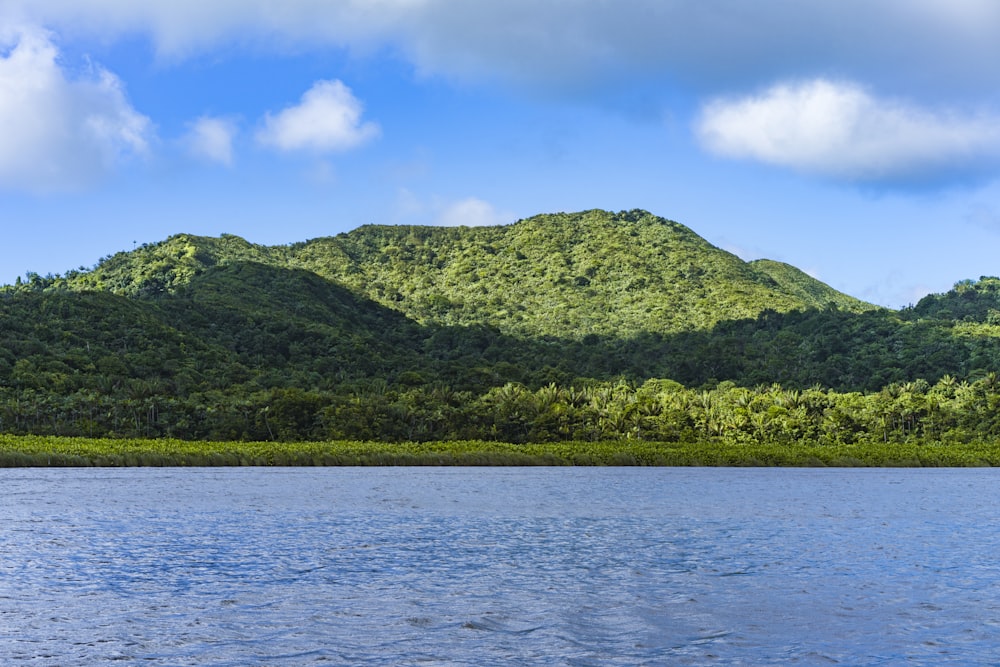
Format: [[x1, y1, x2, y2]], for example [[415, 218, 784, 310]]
[[3, 1, 1000, 307]]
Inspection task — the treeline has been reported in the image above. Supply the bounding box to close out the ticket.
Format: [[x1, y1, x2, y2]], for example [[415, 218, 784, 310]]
[[6, 273, 1000, 444], [5, 211, 1000, 446], [7, 271, 1000, 393], [2, 374, 999, 445]]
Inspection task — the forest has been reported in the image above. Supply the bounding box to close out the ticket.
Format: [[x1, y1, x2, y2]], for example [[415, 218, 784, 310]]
[[3, 208, 1000, 447]]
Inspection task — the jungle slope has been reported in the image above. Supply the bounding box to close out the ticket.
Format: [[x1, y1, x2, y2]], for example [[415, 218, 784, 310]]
[[4, 209, 1000, 443]]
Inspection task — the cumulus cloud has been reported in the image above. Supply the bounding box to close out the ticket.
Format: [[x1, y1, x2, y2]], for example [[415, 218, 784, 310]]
[[0, 1, 405, 59], [256, 80, 379, 153], [392, 190, 512, 227], [435, 197, 512, 227], [6, 1, 1000, 98], [183, 115, 238, 165], [695, 79, 1000, 186], [9, 2, 1000, 187], [0, 26, 152, 192]]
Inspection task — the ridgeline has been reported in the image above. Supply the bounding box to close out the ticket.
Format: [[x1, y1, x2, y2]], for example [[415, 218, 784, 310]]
[[3, 208, 1000, 446]]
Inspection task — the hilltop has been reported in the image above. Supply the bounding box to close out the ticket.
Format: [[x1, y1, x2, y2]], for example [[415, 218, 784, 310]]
[[60, 209, 874, 337], [4, 209, 1000, 442]]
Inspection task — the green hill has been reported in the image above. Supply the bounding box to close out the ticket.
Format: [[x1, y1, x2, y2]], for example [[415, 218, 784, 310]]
[[61, 209, 874, 337], [748, 259, 864, 312], [292, 210, 875, 336], [5, 208, 1000, 443]]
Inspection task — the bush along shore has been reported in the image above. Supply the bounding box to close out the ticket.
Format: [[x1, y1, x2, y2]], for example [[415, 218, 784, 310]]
[[3, 434, 1000, 467]]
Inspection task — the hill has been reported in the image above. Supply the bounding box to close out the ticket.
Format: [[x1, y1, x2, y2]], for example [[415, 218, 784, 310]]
[[59, 209, 874, 337], [4, 208, 1000, 443], [290, 210, 875, 336], [748, 259, 864, 312]]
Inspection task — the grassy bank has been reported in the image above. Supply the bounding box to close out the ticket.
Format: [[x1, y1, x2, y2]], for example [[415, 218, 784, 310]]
[[3, 434, 1000, 467]]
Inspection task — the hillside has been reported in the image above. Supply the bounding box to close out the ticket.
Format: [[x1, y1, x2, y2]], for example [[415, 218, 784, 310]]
[[295, 210, 875, 336], [58, 209, 874, 338], [748, 259, 864, 312], [5, 208, 1000, 442]]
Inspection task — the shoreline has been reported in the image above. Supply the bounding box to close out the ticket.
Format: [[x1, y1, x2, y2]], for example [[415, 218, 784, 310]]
[[2, 435, 999, 467]]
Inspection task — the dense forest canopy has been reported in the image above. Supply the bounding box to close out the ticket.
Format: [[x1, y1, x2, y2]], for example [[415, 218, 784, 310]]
[[3, 209, 1000, 443]]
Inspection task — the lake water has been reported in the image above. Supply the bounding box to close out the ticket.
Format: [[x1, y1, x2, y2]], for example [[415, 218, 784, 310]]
[[2, 467, 1000, 665]]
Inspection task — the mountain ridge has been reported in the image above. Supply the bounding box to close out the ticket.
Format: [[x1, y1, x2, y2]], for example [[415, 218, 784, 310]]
[[50, 209, 876, 339], [6, 209, 1000, 441]]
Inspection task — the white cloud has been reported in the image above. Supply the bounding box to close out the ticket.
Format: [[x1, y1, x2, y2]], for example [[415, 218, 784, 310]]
[[695, 79, 1000, 185], [7, 1, 1000, 98], [183, 115, 237, 165], [0, 1, 411, 59], [9, 2, 1000, 187], [0, 26, 152, 192], [256, 80, 379, 153], [392, 190, 513, 227], [435, 197, 512, 227]]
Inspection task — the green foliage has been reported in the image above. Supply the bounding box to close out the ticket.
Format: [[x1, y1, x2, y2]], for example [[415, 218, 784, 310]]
[[4, 434, 1000, 467], [288, 210, 875, 337], [2, 209, 1000, 446], [749, 259, 866, 311], [46, 209, 874, 338]]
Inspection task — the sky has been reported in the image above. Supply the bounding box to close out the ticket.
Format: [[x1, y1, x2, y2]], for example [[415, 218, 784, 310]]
[[3, 1, 1000, 307]]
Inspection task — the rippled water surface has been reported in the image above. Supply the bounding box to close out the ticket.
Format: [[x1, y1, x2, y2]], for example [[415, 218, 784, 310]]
[[3, 467, 1000, 665]]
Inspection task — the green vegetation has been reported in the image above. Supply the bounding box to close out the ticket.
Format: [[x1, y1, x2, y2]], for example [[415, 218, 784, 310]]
[[55, 210, 875, 337], [4, 209, 1000, 454], [4, 434, 1000, 468]]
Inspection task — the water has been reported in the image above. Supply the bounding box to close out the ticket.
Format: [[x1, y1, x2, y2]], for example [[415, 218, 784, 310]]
[[3, 467, 1000, 665]]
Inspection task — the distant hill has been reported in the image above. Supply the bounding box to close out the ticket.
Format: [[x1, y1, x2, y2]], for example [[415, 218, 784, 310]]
[[4, 208, 1000, 441], [60, 209, 874, 337], [748, 259, 864, 312]]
